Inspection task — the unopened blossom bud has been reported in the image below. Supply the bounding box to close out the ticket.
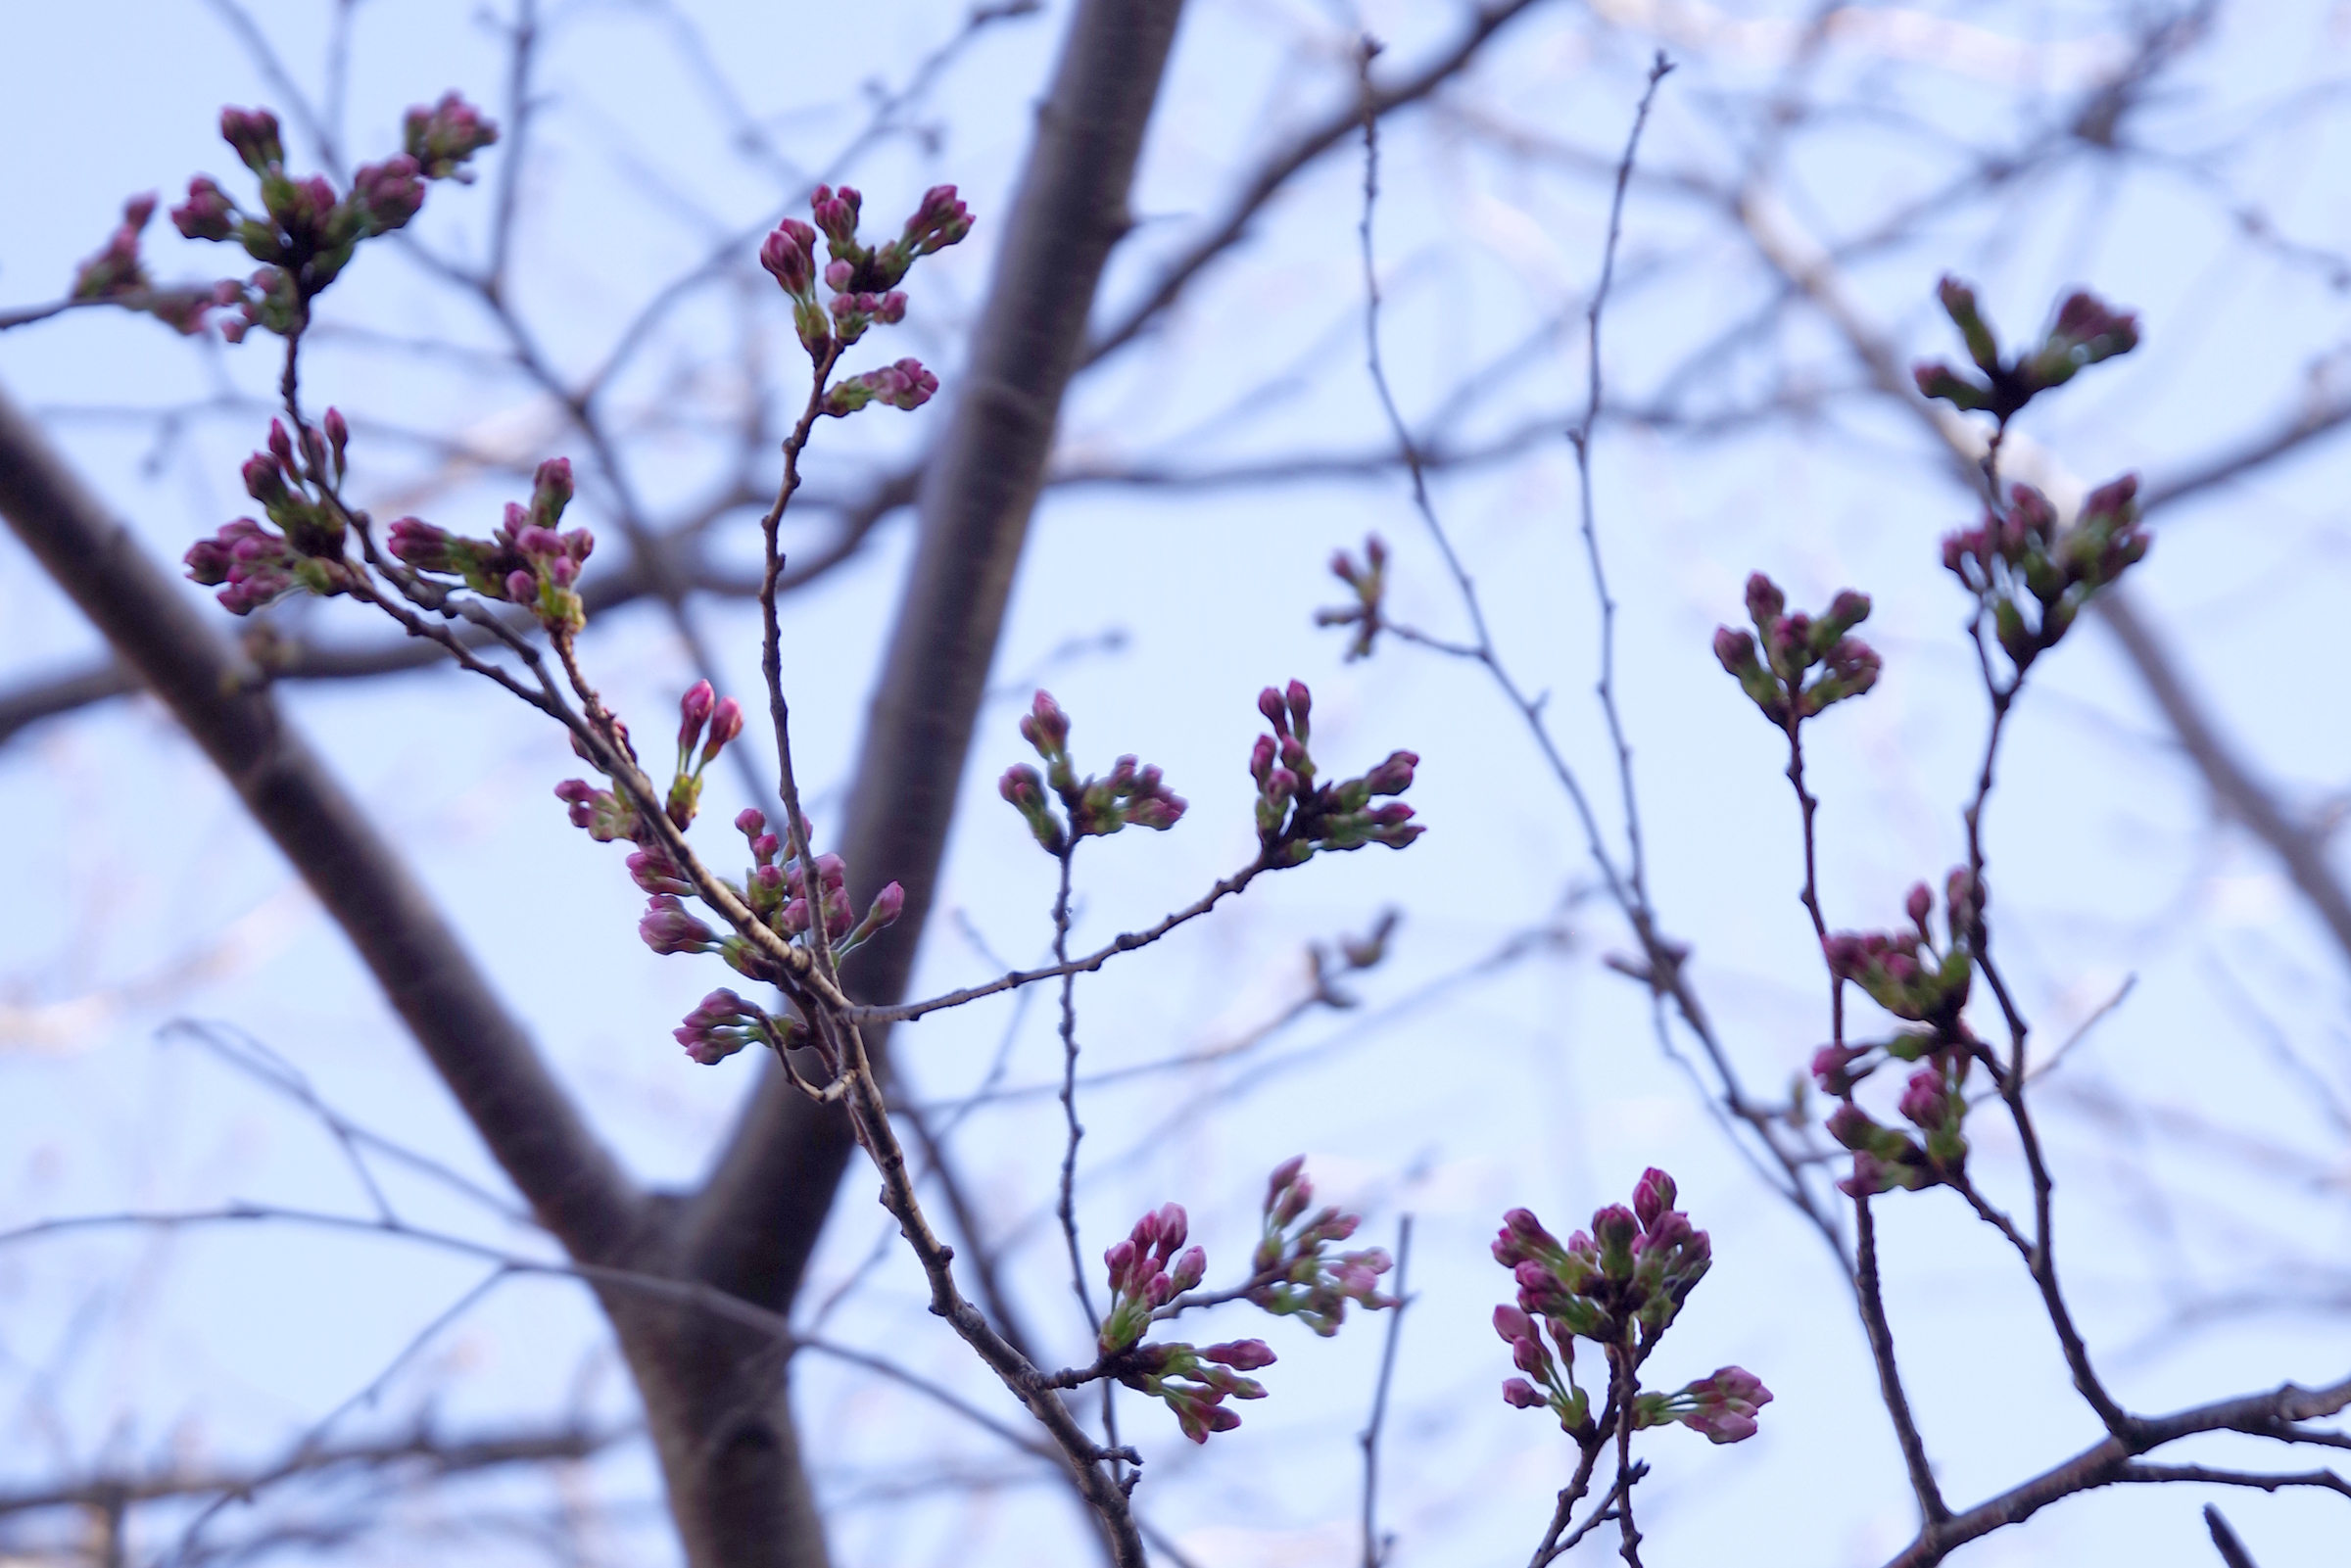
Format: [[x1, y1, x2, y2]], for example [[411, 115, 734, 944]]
[[1202, 1339, 1274, 1370], [1632, 1167, 1677, 1232], [677, 680, 715, 754], [627, 846, 695, 897], [1898, 1067, 1950, 1129], [404, 92, 500, 180], [1103, 1238, 1137, 1295], [1913, 360, 1989, 411], [810, 183, 862, 252], [504, 568, 537, 602], [172, 175, 238, 242], [1502, 1377, 1546, 1409], [1257, 686, 1289, 736], [1363, 749, 1416, 796], [350, 155, 425, 234], [1744, 572, 1785, 632], [700, 697, 744, 765], [760, 220, 817, 297], [1905, 882, 1934, 929], [900, 183, 973, 254], [1494, 1304, 1535, 1344], [823, 259, 854, 292], [1674, 1366, 1773, 1444], [639, 894, 716, 955], [863, 880, 905, 929], [221, 106, 284, 173], [1021, 690, 1071, 758]]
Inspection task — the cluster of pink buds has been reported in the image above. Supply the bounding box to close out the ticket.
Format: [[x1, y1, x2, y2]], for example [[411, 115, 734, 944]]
[[734, 805, 904, 962], [1812, 876, 1983, 1195], [997, 690, 1186, 855], [759, 181, 971, 370], [1315, 533, 1389, 661], [183, 417, 360, 612], [164, 99, 491, 342], [1248, 1156, 1394, 1336], [1628, 1365, 1775, 1445], [388, 459, 595, 634], [662, 680, 744, 830], [1100, 1203, 1207, 1354], [1248, 682, 1420, 866], [822, 358, 937, 416], [1712, 574, 1879, 728], [1492, 1170, 1761, 1442], [1818, 869, 1979, 1030], [672, 986, 804, 1066], [66, 194, 244, 336], [403, 92, 500, 181], [1913, 276, 2138, 424], [1091, 1201, 1279, 1443], [1114, 1338, 1277, 1445], [1943, 476, 2147, 675], [552, 684, 891, 992]]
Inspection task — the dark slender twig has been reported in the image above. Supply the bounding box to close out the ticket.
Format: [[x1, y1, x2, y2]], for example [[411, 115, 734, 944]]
[[1358, 1213, 1413, 1568], [2204, 1503, 2262, 1568], [1855, 1196, 1950, 1524]]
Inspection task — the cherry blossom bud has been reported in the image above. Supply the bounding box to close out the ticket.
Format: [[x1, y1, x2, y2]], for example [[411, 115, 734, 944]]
[[1898, 1067, 1950, 1129], [678, 680, 715, 755], [504, 568, 536, 602], [900, 183, 973, 255], [1364, 750, 1416, 796], [1257, 686, 1289, 736], [1502, 1378, 1545, 1409], [172, 175, 237, 242], [761, 220, 818, 297], [220, 107, 284, 173], [1632, 1167, 1677, 1232], [810, 184, 862, 252], [404, 92, 500, 180], [1494, 1304, 1535, 1344], [639, 895, 716, 955], [350, 155, 425, 234], [1201, 1339, 1274, 1370], [701, 697, 744, 765]]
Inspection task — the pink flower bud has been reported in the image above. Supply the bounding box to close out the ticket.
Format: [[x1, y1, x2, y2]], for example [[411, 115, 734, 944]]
[[1170, 1244, 1206, 1293], [1257, 686, 1289, 736], [220, 107, 284, 173], [1494, 1304, 1534, 1344], [1284, 680, 1312, 739], [504, 569, 537, 602], [760, 220, 817, 297], [1905, 882, 1934, 929], [701, 697, 744, 764], [1202, 1339, 1275, 1370], [1502, 1378, 1545, 1409], [866, 880, 905, 928], [1632, 1167, 1677, 1232], [678, 680, 714, 752]]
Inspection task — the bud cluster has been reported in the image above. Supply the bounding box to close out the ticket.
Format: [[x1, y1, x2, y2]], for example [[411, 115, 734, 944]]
[[1314, 533, 1389, 661], [733, 804, 904, 963], [1913, 276, 2138, 425], [1943, 476, 2147, 676], [759, 181, 971, 390], [663, 680, 744, 831], [1711, 574, 1879, 728], [1818, 868, 1980, 1031], [387, 459, 595, 634], [1100, 1203, 1207, 1354], [1248, 681, 1420, 866], [1088, 1203, 1276, 1444], [1812, 874, 1984, 1195], [671, 986, 805, 1067], [67, 194, 244, 336], [1490, 1170, 1764, 1443], [1247, 1156, 1394, 1336], [996, 690, 1187, 855], [1628, 1365, 1775, 1445], [183, 417, 361, 613], [1116, 1338, 1277, 1446], [167, 98, 494, 342]]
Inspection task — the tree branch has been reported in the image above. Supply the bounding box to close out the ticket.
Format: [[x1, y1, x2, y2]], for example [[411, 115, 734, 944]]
[[0, 377, 644, 1263]]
